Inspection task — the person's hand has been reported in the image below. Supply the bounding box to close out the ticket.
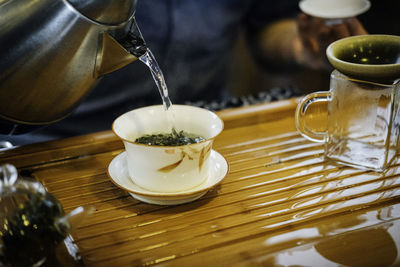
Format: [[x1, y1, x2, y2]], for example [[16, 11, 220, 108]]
[[294, 13, 367, 70]]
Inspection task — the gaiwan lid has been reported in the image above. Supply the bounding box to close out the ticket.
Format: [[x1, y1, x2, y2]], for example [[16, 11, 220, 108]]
[[299, 0, 370, 19], [326, 34, 400, 84]]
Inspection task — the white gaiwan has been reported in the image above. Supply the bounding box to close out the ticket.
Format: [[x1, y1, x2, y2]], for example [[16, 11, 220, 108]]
[[109, 105, 229, 205]]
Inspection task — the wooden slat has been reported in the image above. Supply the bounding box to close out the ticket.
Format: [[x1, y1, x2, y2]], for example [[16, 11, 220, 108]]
[[0, 131, 123, 169]]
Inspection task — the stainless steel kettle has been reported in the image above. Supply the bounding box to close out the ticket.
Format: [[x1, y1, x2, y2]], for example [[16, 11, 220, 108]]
[[0, 0, 146, 134]]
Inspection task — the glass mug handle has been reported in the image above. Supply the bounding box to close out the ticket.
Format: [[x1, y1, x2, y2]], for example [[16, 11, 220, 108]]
[[295, 91, 331, 142]]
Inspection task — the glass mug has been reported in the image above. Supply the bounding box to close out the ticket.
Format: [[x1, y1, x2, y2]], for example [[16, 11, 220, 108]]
[[295, 70, 400, 171]]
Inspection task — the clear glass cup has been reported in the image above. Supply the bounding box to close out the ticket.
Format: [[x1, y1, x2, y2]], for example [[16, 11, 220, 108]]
[[296, 70, 400, 171]]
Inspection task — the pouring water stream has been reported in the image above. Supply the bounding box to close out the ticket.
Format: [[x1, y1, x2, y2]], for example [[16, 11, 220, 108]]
[[139, 50, 172, 110], [139, 49, 178, 136]]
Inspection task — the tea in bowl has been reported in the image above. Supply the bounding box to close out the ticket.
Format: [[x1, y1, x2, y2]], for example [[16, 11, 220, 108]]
[[326, 34, 400, 83], [112, 105, 224, 193]]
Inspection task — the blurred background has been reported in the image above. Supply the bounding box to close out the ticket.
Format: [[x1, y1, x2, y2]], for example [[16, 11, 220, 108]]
[[226, 0, 400, 97]]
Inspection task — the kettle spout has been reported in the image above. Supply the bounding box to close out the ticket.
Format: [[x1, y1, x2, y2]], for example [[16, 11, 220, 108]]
[[96, 20, 147, 76], [55, 206, 95, 235]]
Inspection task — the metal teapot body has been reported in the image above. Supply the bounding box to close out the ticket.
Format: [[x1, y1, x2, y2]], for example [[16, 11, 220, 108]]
[[0, 0, 145, 132]]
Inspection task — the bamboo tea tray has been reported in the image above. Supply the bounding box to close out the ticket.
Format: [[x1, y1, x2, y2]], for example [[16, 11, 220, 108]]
[[1, 98, 399, 266]]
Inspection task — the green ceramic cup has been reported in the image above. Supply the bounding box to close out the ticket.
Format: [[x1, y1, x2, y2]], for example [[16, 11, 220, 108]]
[[326, 34, 400, 84]]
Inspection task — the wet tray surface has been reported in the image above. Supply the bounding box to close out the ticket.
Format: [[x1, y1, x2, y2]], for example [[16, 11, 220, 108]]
[[1, 98, 399, 266]]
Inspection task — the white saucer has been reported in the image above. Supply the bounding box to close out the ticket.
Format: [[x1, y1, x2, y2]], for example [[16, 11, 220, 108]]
[[107, 150, 229, 205], [299, 0, 370, 19]]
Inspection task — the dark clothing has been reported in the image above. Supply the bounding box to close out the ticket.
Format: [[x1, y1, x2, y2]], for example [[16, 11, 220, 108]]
[[3, 0, 298, 145]]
